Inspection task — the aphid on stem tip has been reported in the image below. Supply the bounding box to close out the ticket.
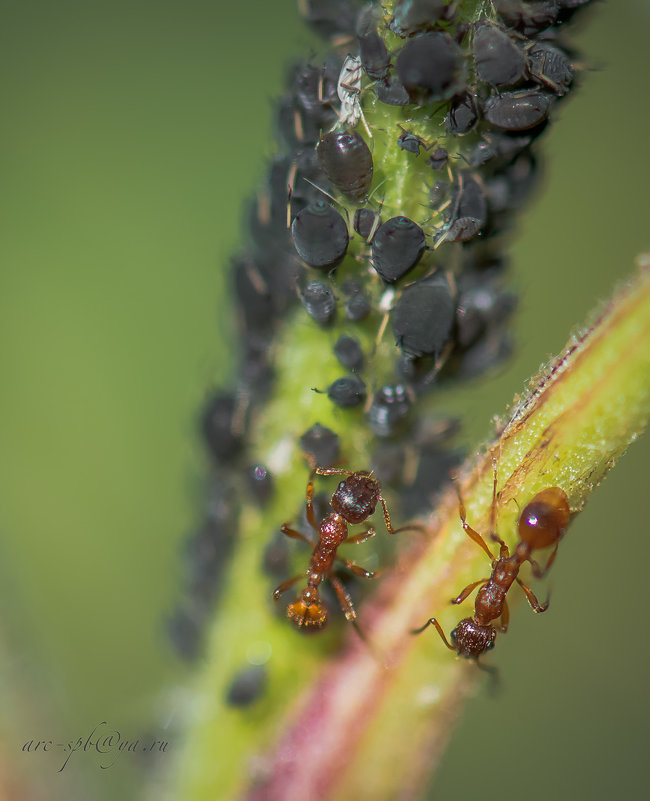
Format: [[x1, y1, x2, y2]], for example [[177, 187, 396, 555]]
[[413, 459, 570, 662], [273, 466, 420, 631]]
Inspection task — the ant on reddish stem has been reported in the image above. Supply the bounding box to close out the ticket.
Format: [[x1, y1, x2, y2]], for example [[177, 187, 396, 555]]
[[413, 460, 570, 662], [273, 465, 418, 632]]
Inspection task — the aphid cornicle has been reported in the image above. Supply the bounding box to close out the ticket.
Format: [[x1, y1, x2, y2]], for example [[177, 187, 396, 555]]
[[273, 466, 416, 630], [413, 461, 571, 662]]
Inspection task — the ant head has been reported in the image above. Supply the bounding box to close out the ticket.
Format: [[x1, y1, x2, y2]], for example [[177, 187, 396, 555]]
[[331, 471, 381, 524], [451, 618, 497, 658], [518, 487, 570, 550], [287, 588, 329, 629]]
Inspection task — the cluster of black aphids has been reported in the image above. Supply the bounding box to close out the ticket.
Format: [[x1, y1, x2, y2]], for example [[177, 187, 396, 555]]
[[169, 0, 594, 660]]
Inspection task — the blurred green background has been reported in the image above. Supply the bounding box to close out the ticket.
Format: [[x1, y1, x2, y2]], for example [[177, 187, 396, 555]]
[[0, 1, 648, 799]]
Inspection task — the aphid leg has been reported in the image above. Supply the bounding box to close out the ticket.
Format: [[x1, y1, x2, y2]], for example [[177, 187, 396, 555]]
[[516, 577, 549, 613], [378, 495, 426, 535], [344, 525, 377, 545], [451, 578, 490, 605], [456, 484, 494, 560], [272, 574, 303, 601], [410, 618, 456, 651], [500, 598, 510, 632], [529, 541, 560, 579]]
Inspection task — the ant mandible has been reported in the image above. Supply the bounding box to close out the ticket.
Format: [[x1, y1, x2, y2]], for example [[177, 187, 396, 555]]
[[413, 459, 570, 661], [273, 464, 417, 631]]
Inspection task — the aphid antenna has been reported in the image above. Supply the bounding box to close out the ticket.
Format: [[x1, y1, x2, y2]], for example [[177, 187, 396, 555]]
[[300, 176, 352, 229], [366, 178, 388, 205]]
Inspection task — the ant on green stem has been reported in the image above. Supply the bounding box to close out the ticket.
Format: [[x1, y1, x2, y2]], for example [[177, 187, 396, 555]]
[[413, 460, 570, 662], [273, 465, 418, 632]]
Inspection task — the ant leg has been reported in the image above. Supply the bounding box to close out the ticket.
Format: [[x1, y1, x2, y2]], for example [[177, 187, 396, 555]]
[[456, 484, 494, 560], [280, 523, 313, 545], [487, 457, 508, 556], [529, 542, 560, 579], [410, 618, 456, 651], [499, 598, 510, 632], [516, 577, 549, 613], [451, 578, 490, 605], [315, 467, 355, 477], [378, 495, 426, 535], [475, 657, 501, 695], [329, 575, 358, 623], [344, 525, 376, 545], [272, 574, 303, 600], [336, 556, 378, 580], [304, 468, 320, 532]]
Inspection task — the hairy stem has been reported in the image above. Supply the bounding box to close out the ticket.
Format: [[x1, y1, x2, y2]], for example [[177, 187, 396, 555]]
[[170, 260, 650, 801]]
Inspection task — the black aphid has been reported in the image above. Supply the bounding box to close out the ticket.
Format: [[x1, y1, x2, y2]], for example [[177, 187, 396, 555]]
[[226, 665, 268, 708], [357, 5, 391, 80], [233, 258, 274, 340], [333, 335, 364, 371], [300, 280, 337, 325], [245, 464, 273, 506], [202, 392, 244, 463], [341, 279, 372, 320], [292, 59, 340, 129], [444, 172, 487, 243], [446, 91, 479, 134], [375, 73, 411, 106], [428, 147, 448, 170], [392, 274, 455, 357], [527, 42, 573, 96], [390, 0, 447, 37], [291, 201, 349, 269], [473, 20, 527, 87], [300, 422, 340, 466], [371, 216, 426, 282], [353, 207, 381, 241], [326, 375, 367, 407], [396, 31, 465, 102], [168, 605, 203, 661], [398, 130, 427, 155], [483, 90, 552, 130], [493, 0, 562, 35], [317, 131, 373, 199], [366, 384, 412, 437]]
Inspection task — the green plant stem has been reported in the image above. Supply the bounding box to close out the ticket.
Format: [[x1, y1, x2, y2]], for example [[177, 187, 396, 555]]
[[169, 260, 650, 801]]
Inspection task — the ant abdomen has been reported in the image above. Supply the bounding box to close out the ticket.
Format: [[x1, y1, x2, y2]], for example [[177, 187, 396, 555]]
[[517, 486, 570, 549], [288, 587, 328, 629]]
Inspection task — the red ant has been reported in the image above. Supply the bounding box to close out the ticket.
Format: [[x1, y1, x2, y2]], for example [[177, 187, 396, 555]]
[[413, 461, 570, 661], [273, 465, 416, 631]]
